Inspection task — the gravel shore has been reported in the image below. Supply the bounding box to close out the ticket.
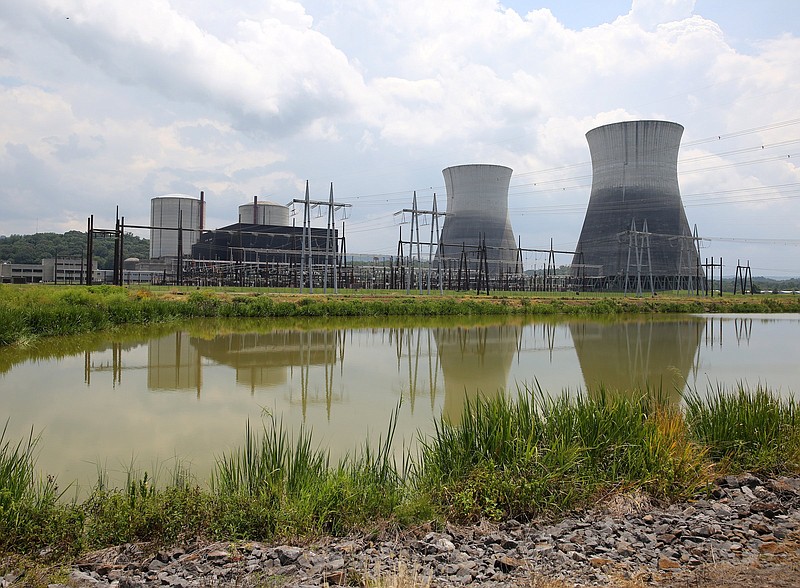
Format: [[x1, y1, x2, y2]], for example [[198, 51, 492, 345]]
[[8, 473, 800, 588]]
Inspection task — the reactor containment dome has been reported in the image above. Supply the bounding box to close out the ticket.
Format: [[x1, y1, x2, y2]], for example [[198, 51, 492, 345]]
[[571, 120, 701, 290], [238, 198, 291, 226], [436, 164, 517, 275], [150, 194, 203, 259]]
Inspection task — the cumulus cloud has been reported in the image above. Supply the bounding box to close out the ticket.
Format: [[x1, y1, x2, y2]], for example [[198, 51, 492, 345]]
[[6, 0, 366, 136], [628, 0, 695, 30], [0, 0, 798, 273]]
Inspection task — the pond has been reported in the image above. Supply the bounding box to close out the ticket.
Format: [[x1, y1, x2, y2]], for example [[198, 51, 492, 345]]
[[1, 313, 797, 492]]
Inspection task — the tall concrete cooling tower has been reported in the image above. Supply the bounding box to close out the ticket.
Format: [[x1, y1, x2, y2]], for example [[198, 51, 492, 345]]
[[572, 121, 700, 290], [436, 164, 517, 274]]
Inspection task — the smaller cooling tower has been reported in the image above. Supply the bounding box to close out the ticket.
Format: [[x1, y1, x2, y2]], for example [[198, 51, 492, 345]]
[[572, 120, 701, 289], [150, 195, 203, 259], [238, 198, 291, 226], [436, 164, 517, 274]]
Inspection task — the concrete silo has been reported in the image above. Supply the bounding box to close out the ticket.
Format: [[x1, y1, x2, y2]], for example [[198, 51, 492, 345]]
[[572, 120, 700, 290], [238, 197, 291, 226], [436, 164, 517, 274], [150, 194, 203, 259]]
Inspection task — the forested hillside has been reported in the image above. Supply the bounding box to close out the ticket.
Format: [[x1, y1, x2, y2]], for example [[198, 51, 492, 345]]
[[0, 231, 149, 270]]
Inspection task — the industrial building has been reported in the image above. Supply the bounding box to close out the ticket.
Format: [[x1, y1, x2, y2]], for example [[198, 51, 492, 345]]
[[571, 120, 702, 291], [1, 258, 100, 284], [149, 194, 204, 259], [435, 164, 518, 277], [238, 197, 291, 226], [191, 223, 336, 264]]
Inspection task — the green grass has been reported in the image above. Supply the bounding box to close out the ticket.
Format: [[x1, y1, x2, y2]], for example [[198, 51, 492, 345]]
[[1, 385, 799, 559], [0, 422, 81, 555], [684, 384, 800, 473], [212, 408, 407, 538], [2, 284, 799, 347], [415, 385, 708, 520]]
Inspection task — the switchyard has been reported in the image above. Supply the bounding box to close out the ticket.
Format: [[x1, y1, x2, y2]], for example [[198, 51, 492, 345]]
[[82, 119, 743, 295]]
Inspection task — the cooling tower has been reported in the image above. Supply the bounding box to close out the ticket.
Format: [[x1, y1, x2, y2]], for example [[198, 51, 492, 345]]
[[572, 121, 700, 289], [150, 195, 202, 259], [238, 198, 291, 226], [436, 164, 517, 274]]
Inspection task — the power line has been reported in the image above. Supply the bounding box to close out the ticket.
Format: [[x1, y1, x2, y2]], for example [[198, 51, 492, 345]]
[[338, 118, 800, 204]]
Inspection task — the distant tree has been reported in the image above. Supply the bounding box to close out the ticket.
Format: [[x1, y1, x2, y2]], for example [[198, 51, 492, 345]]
[[0, 232, 149, 269]]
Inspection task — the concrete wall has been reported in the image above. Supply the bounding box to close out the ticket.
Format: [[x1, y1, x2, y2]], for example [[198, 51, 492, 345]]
[[572, 120, 700, 284], [436, 164, 517, 274], [150, 195, 203, 259]]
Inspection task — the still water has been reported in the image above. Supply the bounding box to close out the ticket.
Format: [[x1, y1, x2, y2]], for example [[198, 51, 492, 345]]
[[1, 314, 797, 490]]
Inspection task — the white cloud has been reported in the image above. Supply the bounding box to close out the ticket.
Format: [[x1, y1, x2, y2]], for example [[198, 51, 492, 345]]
[[628, 0, 695, 30], [0, 0, 798, 273]]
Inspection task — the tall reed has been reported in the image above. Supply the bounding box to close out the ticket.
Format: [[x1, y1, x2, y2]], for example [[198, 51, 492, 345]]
[[2, 384, 799, 556], [0, 421, 79, 553], [416, 385, 708, 520], [212, 409, 406, 538], [684, 384, 800, 473]]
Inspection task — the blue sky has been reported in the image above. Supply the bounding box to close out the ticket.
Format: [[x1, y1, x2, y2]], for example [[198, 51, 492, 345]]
[[512, 1, 799, 42], [1, 0, 799, 275]]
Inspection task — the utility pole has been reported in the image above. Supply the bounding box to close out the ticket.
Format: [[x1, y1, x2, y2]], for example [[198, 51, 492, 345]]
[[394, 193, 446, 294], [292, 181, 351, 294]]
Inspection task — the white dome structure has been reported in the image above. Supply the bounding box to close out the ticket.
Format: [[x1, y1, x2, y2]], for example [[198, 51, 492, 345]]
[[238, 198, 291, 226]]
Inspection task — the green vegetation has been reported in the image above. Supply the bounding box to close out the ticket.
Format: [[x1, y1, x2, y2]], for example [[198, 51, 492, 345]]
[[416, 387, 707, 519], [685, 386, 800, 473], [0, 231, 149, 270], [2, 284, 799, 347], [2, 385, 799, 560]]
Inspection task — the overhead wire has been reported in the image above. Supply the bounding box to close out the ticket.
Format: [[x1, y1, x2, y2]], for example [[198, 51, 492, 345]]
[[320, 119, 799, 271]]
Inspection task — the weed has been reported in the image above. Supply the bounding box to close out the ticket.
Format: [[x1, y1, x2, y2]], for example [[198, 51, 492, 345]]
[[1, 384, 799, 555]]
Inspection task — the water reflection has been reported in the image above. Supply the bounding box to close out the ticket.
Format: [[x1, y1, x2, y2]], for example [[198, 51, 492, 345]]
[[38, 315, 784, 408], [2, 314, 797, 491], [149, 333, 201, 393], [569, 318, 705, 399], [433, 324, 522, 422], [192, 331, 343, 417], [20, 315, 791, 409]]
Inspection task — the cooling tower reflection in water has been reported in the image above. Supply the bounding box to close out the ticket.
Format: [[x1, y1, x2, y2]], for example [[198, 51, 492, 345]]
[[1, 315, 797, 492], [431, 324, 522, 422], [569, 318, 705, 400]]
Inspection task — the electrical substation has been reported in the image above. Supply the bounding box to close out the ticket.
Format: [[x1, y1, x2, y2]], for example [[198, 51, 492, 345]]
[[80, 119, 758, 295]]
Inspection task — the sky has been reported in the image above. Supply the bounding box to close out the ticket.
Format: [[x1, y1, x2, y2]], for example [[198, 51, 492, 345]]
[[1, 0, 799, 276]]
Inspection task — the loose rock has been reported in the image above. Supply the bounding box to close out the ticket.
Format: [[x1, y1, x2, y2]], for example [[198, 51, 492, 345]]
[[17, 473, 799, 587]]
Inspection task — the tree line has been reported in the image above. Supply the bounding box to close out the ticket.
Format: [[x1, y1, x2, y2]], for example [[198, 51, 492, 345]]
[[0, 231, 150, 270]]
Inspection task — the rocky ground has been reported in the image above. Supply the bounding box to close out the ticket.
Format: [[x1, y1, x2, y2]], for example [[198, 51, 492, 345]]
[[4, 474, 800, 587]]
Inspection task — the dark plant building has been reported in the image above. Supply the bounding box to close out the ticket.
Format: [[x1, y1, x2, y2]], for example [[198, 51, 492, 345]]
[[572, 120, 702, 291], [191, 223, 337, 264]]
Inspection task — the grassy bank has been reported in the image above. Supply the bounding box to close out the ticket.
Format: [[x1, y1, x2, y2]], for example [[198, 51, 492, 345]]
[[1, 385, 798, 560], [2, 284, 798, 346]]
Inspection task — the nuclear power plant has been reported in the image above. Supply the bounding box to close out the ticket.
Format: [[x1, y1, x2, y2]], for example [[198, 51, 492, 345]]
[[572, 120, 702, 291], [436, 164, 518, 276], [85, 117, 718, 293]]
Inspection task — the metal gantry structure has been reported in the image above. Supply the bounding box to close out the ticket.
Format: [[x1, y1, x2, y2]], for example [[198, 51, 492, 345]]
[[393, 191, 445, 294], [291, 181, 352, 294], [393, 193, 584, 294], [80, 183, 757, 296]]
